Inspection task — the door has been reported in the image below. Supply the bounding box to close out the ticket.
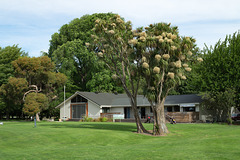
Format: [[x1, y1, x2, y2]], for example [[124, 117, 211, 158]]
[[124, 107, 131, 119], [72, 104, 86, 119], [141, 107, 146, 119]]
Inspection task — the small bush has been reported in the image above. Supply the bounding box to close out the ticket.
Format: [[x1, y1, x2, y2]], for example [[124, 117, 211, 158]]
[[97, 117, 108, 122], [82, 116, 93, 122], [102, 117, 108, 122]]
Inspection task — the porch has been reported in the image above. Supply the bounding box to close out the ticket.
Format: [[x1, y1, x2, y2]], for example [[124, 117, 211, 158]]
[[101, 112, 199, 123]]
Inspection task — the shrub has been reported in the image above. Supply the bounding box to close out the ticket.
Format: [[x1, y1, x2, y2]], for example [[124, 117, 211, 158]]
[[82, 116, 93, 122], [97, 117, 108, 122]]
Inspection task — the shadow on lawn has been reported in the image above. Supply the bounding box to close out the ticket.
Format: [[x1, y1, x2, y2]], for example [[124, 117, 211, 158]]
[[39, 122, 137, 132]]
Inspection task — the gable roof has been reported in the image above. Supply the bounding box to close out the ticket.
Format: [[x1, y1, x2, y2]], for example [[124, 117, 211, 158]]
[[76, 91, 150, 107], [56, 91, 202, 108]]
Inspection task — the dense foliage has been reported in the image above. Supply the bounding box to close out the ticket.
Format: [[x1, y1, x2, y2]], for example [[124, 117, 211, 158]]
[[194, 32, 240, 121], [198, 32, 240, 95], [0, 55, 67, 120], [12, 56, 67, 120], [201, 88, 236, 123], [48, 13, 124, 93], [0, 45, 28, 119]]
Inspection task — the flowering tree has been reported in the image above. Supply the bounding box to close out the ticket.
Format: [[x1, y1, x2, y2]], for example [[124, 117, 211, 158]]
[[134, 23, 203, 135], [90, 15, 148, 133], [90, 14, 202, 135]]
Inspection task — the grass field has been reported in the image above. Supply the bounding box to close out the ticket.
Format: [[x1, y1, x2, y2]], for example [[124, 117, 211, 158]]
[[0, 121, 240, 160]]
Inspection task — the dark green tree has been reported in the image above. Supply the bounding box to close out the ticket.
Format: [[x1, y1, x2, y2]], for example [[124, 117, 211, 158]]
[[201, 88, 236, 123], [0, 45, 28, 86], [197, 32, 240, 109], [0, 45, 28, 119], [48, 13, 123, 93], [0, 77, 28, 120]]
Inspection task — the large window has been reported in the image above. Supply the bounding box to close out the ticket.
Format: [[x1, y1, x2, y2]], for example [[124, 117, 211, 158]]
[[72, 104, 86, 119], [71, 95, 87, 103], [165, 106, 180, 112]]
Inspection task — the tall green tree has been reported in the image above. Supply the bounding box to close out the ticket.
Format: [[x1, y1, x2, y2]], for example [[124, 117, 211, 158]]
[[0, 77, 28, 120], [48, 13, 123, 93], [0, 45, 28, 86], [0, 45, 28, 119], [11, 56, 67, 121], [197, 31, 240, 108]]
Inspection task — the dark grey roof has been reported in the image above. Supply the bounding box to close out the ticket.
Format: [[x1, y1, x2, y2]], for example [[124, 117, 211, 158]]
[[56, 91, 202, 108], [77, 92, 202, 106], [76, 91, 150, 106], [165, 94, 202, 105]]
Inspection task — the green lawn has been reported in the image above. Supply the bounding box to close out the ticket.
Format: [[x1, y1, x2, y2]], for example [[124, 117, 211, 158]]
[[0, 121, 239, 160]]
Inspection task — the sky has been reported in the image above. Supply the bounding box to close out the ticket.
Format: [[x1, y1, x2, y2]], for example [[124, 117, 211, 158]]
[[0, 0, 240, 57]]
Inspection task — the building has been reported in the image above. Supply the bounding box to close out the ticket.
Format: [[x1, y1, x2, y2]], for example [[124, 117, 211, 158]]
[[55, 91, 203, 123]]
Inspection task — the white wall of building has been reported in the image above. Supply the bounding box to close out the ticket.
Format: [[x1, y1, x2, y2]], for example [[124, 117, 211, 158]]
[[60, 100, 71, 120], [110, 107, 124, 114], [88, 101, 101, 119]]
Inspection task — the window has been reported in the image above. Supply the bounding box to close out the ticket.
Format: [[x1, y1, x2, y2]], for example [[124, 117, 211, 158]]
[[167, 107, 173, 112], [71, 95, 87, 103], [183, 107, 195, 112], [102, 107, 110, 113], [72, 104, 86, 119], [174, 106, 180, 112]]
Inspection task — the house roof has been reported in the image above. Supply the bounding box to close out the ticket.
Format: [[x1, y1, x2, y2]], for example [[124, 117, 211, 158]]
[[76, 91, 150, 107], [165, 94, 203, 106], [56, 91, 202, 108]]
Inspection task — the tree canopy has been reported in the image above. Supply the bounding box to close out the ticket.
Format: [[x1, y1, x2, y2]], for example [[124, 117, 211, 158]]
[[91, 15, 202, 135], [137, 23, 201, 135], [0, 45, 28, 119], [0, 45, 28, 86], [199, 32, 240, 94], [0, 56, 67, 120], [190, 31, 240, 122], [91, 14, 148, 133], [48, 13, 123, 93]]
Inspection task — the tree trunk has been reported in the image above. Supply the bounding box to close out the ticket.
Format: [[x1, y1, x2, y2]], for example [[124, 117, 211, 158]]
[[152, 106, 158, 135], [128, 95, 148, 133], [36, 112, 40, 122], [132, 105, 148, 133], [153, 98, 169, 135]]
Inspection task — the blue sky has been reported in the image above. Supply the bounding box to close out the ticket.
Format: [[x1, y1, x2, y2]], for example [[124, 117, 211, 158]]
[[0, 0, 240, 57]]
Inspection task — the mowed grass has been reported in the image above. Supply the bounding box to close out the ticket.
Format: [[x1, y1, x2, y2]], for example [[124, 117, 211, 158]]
[[0, 121, 240, 160]]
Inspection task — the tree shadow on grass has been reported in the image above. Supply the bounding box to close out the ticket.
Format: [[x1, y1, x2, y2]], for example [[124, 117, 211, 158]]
[[39, 122, 137, 132]]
